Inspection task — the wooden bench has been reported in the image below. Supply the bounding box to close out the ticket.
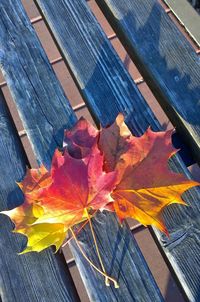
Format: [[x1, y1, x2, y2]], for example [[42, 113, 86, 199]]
[[0, 0, 199, 301]]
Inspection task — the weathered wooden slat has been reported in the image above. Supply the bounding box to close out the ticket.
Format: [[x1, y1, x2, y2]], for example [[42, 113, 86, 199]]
[[0, 92, 80, 302], [33, 0, 200, 300], [0, 1, 77, 168], [34, 0, 160, 132], [164, 0, 200, 47], [95, 0, 200, 165], [71, 213, 163, 302], [0, 0, 163, 301]]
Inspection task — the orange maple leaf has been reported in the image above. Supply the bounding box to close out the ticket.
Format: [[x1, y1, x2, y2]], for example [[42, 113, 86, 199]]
[[99, 115, 199, 234], [2, 114, 199, 249], [1, 115, 199, 288]]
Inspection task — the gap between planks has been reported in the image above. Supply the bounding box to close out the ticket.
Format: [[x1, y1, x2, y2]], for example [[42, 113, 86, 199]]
[[3, 6, 200, 138], [0, 32, 116, 88], [17, 76, 144, 138], [1, 8, 199, 89], [66, 222, 144, 268]]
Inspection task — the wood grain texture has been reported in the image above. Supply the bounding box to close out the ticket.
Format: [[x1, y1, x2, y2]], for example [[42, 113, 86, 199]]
[[0, 92, 80, 302], [95, 0, 200, 165], [71, 212, 163, 302], [34, 0, 200, 300], [0, 0, 163, 301], [0, 0, 77, 169], [34, 0, 160, 133]]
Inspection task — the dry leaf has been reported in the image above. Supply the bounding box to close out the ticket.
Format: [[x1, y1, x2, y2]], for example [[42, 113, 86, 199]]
[[2, 115, 199, 254], [111, 128, 199, 233], [2, 142, 117, 252]]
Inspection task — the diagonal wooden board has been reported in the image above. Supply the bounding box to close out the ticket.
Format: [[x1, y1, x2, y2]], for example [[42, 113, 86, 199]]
[[34, 0, 200, 300], [95, 0, 200, 165], [0, 92, 80, 302], [164, 0, 200, 47], [0, 0, 163, 301]]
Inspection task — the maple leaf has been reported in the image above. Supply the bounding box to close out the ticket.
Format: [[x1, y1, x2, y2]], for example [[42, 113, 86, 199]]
[[110, 127, 199, 233], [1, 115, 199, 289], [2, 114, 199, 257], [2, 142, 117, 253]]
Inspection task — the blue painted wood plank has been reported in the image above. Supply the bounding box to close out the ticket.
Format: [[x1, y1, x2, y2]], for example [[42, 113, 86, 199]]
[[34, 0, 160, 133], [0, 0, 163, 301], [95, 0, 200, 165], [33, 0, 200, 300], [0, 0, 77, 168], [0, 92, 80, 301]]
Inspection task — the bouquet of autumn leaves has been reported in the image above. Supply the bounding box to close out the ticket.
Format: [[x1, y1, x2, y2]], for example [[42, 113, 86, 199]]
[[2, 114, 199, 287]]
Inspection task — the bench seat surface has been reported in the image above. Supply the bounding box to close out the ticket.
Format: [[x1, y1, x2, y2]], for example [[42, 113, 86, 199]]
[[0, 0, 164, 301]]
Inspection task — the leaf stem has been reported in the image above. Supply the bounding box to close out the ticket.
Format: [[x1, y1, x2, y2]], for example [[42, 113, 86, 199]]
[[85, 208, 109, 286], [62, 219, 90, 247], [70, 226, 119, 288], [62, 210, 99, 248]]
